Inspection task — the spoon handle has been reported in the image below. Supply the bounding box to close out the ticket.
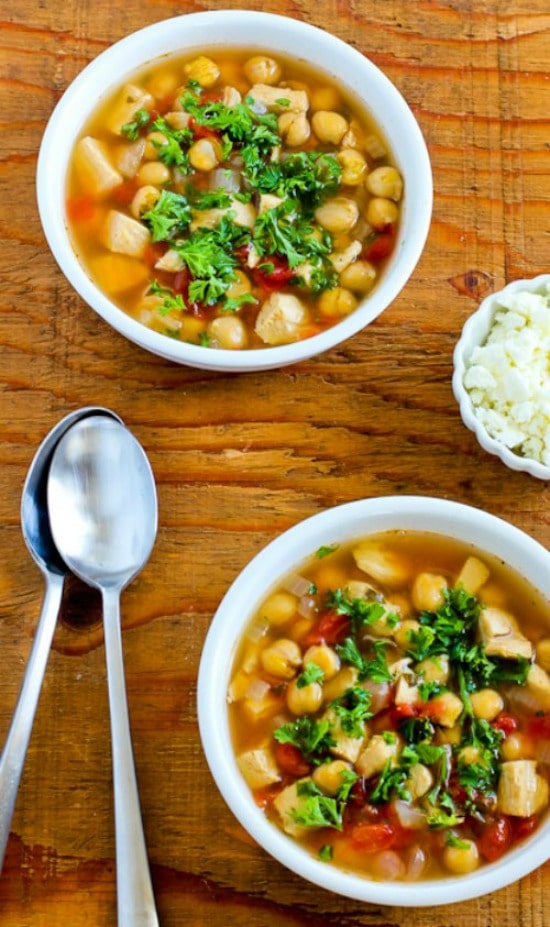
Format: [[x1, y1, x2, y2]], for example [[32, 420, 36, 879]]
[[102, 587, 159, 927], [0, 570, 64, 871]]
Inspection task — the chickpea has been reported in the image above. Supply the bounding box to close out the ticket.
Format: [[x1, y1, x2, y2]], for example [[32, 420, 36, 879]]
[[536, 637, 550, 673], [339, 260, 376, 294], [243, 55, 282, 85], [501, 732, 536, 761], [311, 110, 349, 145], [366, 196, 399, 230], [303, 644, 341, 681], [143, 131, 169, 160], [180, 317, 207, 343], [189, 138, 221, 172], [393, 618, 421, 650], [412, 572, 447, 612], [164, 111, 191, 131], [312, 760, 352, 795], [322, 666, 359, 702], [278, 112, 311, 147], [223, 86, 242, 107], [146, 70, 180, 101], [435, 724, 462, 746], [318, 287, 358, 319], [458, 745, 483, 766], [443, 839, 479, 875], [470, 688, 504, 722], [315, 197, 359, 233], [208, 316, 248, 350], [337, 148, 367, 186], [260, 639, 302, 679], [130, 185, 160, 219], [260, 591, 298, 626], [183, 55, 220, 88], [224, 271, 252, 301], [416, 655, 450, 685], [310, 86, 342, 112], [366, 165, 404, 202], [137, 161, 171, 186], [286, 679, 324, 714]]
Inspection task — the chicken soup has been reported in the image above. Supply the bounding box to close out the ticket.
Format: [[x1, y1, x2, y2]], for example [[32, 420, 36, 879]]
[[66, 49, 403, 350], [228, 532, 550, 881]]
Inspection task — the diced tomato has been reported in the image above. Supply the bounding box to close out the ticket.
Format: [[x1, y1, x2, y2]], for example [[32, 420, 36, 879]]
[[363, 226, 395, 263], [391, 703, 418, 723], [251, 256, 296, 291], [111, 180, 139, 207], [305, 610, 351, 646], [173, 268, 191, 295], [349, 821, 397, 852], [492, 712, 519, 737], [253, 786, 280, 809], [479, 815, 513, 862], [66, 194, 96, 223], [274, 741, 310, 777], [188, 116, 221, 142], [527, 713, 550, 739], [511, 815, 539, 842]]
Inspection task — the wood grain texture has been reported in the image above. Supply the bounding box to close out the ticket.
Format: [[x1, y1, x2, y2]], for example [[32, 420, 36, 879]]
[[0, 0, 549, 924]]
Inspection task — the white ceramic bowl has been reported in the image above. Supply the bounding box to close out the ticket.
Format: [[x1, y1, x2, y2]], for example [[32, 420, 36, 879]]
[[197, 495, 550, 906], [452, 274, 550, 480], [36, 10, 432, 372]]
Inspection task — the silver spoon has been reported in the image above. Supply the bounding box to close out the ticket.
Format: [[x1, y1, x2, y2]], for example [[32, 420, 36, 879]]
[[47, 415, 159, 927], [0, 406, 122, 872]]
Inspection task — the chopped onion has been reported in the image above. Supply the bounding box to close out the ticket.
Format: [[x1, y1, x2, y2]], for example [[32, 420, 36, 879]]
[[506, 684, 545, 715], [209, 167, 241, 193], [298, 595, 318, 619], [245, 678, 271, 701], [363, 680, 392, 714], [284, 574, 313, 598], [392, 800, 427, 831], [405, 844, 427, 881], [246, 617, 269, 642], [371, 850, 406, 881]]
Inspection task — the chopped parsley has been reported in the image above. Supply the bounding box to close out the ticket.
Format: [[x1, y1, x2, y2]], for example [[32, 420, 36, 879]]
[[316, 544, 339, 559], [273, 717, 335, 766], [336, 637, 392, 683], [120, 108, 151, 140], [330, 686, 373, 738], [297, 662, 325, 689], [142, 190, 192, 242], [291, 772, 358, 830]]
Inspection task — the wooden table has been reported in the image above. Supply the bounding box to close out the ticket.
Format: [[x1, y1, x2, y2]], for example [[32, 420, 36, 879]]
[[0, 1, 549, 924]]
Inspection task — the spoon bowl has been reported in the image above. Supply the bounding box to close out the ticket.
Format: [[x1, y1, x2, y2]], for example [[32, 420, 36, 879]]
[[0, 406, 122, 872], [47, 415, 159, 927]]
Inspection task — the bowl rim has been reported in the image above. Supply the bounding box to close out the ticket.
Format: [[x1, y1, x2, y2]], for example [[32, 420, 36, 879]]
[[36, 9, 432, 372], [452, 273, 550, 480], [197, 494, 550, 906]]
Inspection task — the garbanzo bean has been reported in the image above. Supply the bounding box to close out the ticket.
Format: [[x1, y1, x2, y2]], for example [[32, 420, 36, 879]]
[[393, 618, 421, 650], [443, 840, 479, 874], [243, 55, 282, 85], [337, 148, 367, 185], [339, 259, 376, 294], [260, 639, 302, 679], [311, 110, 349, 145], [144, 131, 169, 160], [260, 591, 298, 625], [318, 287, 358, 318], [183, 55, 220, 88], [278, 112, 311, 147], [225, 270, 252, 300], [136, 161, 171, 186], [286, 679, 324, 714], [501, 732, 536, 761], [303, 644, 341, 680], [130, 185, 160, 219], [312, 760, 352, 795], [366, 165, 403, 201], [208, 316, 248, 350], [310, 86, 342, 112], [189, 138, 221, 172], [315, 196, 359, 233], [536, 637, 550, 672], [470, 688, 504, 722], [366, 196, 399, 230], [412, 573, 447, 612]]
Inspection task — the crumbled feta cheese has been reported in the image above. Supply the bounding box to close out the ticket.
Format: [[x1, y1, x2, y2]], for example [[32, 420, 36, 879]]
[[463, 282, 550, 466]]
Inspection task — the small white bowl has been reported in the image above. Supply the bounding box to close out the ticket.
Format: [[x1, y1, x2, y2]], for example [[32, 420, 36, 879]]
[[36, 10, 432, 372], [452, 274, 550, 480], [197, 495, 550, 906]]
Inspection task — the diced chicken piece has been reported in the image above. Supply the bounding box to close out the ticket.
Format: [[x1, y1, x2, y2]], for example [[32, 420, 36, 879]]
[[369, 603, 402, 638], [155, 249, 185, 272], [388, 656, 414, 678], [103, 210, 151, 258], [497, 760, 549, 817], [242, 689, 281, 721], [394, 676, 419, 706], [273, 778, 314, 837], [88, 254, 149, 294], [479, 607, 533, 661], [237, 748, 281, 790], [115, 138, 146, 179], [324, 709, 367, 763], [352, 543, 411, 586], [106, 83, 155, 136], [526, 664, 550, 710], [259, 194, 285, 214], [456, 556, 490, 595], [428, 691, 463, 728], [246, 244, 262, 269], [416, 655, 450, 685], [190, 197, 256, 232], [223, 85, 242, 107], [255, 293, 308, 346], [73, 137, 123, 197], [356, 733, 400, 779], [346, 580, 379, 600], [321, 666, 359, 702], [406, 763, 433, 800], [329, 240, 362, 273], [164, 111, 191, 130], [227, 669, 253, 702], [294, 261, 314, 287], [249, 83, 309, 114]]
